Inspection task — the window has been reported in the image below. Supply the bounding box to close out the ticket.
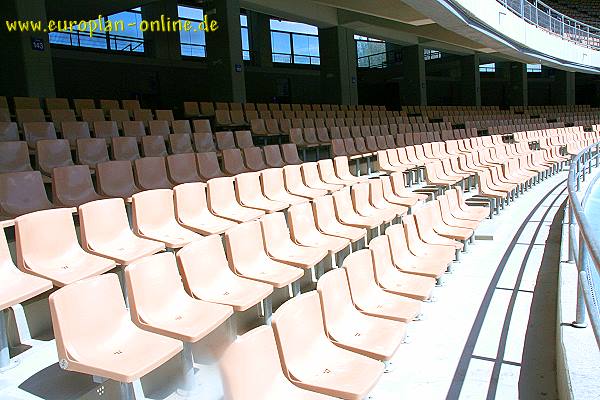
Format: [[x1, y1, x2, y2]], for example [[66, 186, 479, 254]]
[[270, 19, 320, 65], [424, 49, 441, 61], [479, 63, 496, 72], [48, 7, 144, 53], [241, 14, 250, 60], [527, 63, 542, 73], [355, 35, 386, 68], [178, 6, 206, 57]]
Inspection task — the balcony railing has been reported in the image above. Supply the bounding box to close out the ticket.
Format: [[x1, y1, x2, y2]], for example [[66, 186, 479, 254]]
[[567, 142, 600, 348], [497, 0, 600, 50]]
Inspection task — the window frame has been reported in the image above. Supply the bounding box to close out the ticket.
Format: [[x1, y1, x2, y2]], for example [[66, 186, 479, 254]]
[[178, 5, 207, 58], [269, 18, 320, 65]]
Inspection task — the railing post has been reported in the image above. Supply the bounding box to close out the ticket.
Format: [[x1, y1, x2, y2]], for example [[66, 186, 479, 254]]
[[576, 158, 581, 191], [573, 232, 589, 328], [568, 200, 575, 263], [588, 148, 593, 174], [596, 143, 599, 168]]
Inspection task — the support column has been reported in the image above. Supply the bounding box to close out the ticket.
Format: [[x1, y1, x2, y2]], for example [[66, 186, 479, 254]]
[[553, 69, 576, 105], [142, 0, 181, 61], [205, 0, 246, 102], [400, 45, 427, 106], [247, 11, 272, 68], [460, 54, 481, 106], [318, 26, 358, 105], [500, 62, 527, 106], [0, 0, 55, 97]]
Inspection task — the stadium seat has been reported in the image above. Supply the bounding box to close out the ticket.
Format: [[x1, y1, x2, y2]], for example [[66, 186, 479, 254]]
[[122, 121, 146, 142], [260, 168, 309, 205], [0, 141, 33, 173], [351, 183, 396, 224], [216, 131, 237, 151], [402, 214, 457, 263], [131, 189, 203, 249], [165, 153, 201, 184], [93, 121, 119, 142], [62, 121, 91, 148], [243, 147, 268, 172], [141, 135, 168, 157], [331, 187, 383, 231], [263, 145, 286, 168], [81, 109, 106, 128], [99, 99, 120, 115], [15, 208, 116, 286], [168, 134, 194, 154], [368, 179, 408, 218], [0, 122, 18, 142], [76, 138, 110, 170], [23, 122, 57, 149], [193, 119, 212, 134], [283, 165, 327, 199], [50, 109, 76, 133], [45, 97, 70, 111], [271, 291, 384, 399], [193, 132, 217, 153], [174, 182, 237, 235], [111, 137, 141, 161], [224, 220, 303, 288], [48, 273, 182, 389], [301, 162, 343, 193], [172, 120, 192, 135], [207, 177, 265, 222], [281, 143, 303, 165], [52, 165, 104, 208], [235, 172, 288, 213], [96, 161, 141, 201], [316, 268, 406, 361], [234, 130, 254, 148], [36, 139, 74, 176], [0, 171, 55, 218], [176, 236, 273, 311], [196, 152, 226, 181], [312, 195, 367, 243], [133, 157, 173, 190], [223, 148, 251, 175], [73, 99, 96, 116], [79, 198, 165, 265]]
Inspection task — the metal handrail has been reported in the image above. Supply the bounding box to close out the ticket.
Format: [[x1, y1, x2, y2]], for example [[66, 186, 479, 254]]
[[496, 0, 600, 50], [567, 141, 600, 348]]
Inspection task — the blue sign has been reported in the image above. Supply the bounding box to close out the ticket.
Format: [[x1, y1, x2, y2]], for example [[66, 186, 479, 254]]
[[31, 38, 45, 51], [235, 64, 242, 72]]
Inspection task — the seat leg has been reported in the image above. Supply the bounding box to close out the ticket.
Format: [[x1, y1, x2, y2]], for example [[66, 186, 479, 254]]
[[8, 304, 32, 344], [0, 309, 11, 371], [120, 380, 145, 400], [290, 281, 301, 297], [260, 297, 273, 325], [177, 342, 201, 397]]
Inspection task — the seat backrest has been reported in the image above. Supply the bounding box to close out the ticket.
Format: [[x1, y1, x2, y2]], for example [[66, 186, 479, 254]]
[[17, 109, 46, 128], [184, 102, 200, 118], [23, 122, 57, 147], [14, 96, 41, 110], [316, 268, 357, 330], [271, 291, 330, 376], [79, 198, 132, 251], [173, 182, 210, 224], [263, 145, 285, 168], [155, 109, 174, 121], [193, 132, 216, 153], [0, 141, 33, 173], [196, 152, 224, 181], [73, 99, 96, 116], [62, 121, 91, 146], [242, 147, 267, 171], [220, 325, 290, 400], [99, 99, 120, 114], [281, 143, 302, 165], [148, 120, 170, 138], [93, 121, 119, 141], [51, 109, 77, 131], [172, 120, 191, 135], [141, 135, 168, 157], [222, 148, 248, 175], [0, 122, 19, 142], [169, 134, 194, 154], [15, 208, 81, 270], [49, 274, 129, 361], [0, 171, 52, 217], [234, 130, 254, 148], [111, 137, 141, 161], [287, 201, 319, 240], [206, 177, 237, 212], [259, 212, 295, 252], [121, 100, 141, 116], [52, 165, 101, 207], [193, 119, 212, 134], [341, 249, 381, 305], [131, 189, 176, 232], [216, 131, 236, 150], [96, 160, 140, 198], [134, 156, 172, 190], [223, 220, 267, 272], [36, 139, 74, 175], [81, 109, 105, 124], [166, 153, 201, 184], [122, 121, 146, 138]]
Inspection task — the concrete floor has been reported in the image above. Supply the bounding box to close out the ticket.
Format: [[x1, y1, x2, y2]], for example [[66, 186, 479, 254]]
[[0, 170, 582, 400]]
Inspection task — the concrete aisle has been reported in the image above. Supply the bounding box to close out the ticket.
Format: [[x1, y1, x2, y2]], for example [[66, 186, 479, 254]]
[[373, 171, 568, 400]]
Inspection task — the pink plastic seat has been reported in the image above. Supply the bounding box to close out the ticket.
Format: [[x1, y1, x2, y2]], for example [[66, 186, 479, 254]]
[[166, 153, 202, 184], [79, 198, 165, 265], [312, 195, 367, 243], [368, 178, 408, 218], [385, 224, 448, 278], [223, 148, 251, 175], [281, 144, 303, 165], [352, 183, 396, 224], [177, 236, 272, 311], [316, 159, 355, 186], [333, 157, 366, 183], [196, 152, 226, 181], [342, 250, 422, 322], [1, 228, 53, 311], [402, 214, 457, 262], [132, 189, 203, 249], [207, 177, 265, 223], [23, 122, 57, 149], [126, 252, 233, 342], [301, 162, 343, 193], [36, 139, 74, 176], [260, 212, 329, 269], [96, 161, 141, 201], [331, 187, 382, 230], [242, 147, 268, 171], [0, 141, 33, 173], [264, 145, 286, 168], [413, 205, 463, 250], [141, 135, 168, 157], [174, 182, 237, 235], [220, 325, 335, 400], [111, 137, 141, 161], [368, 235, 436, 301], [317, 269, 406, 361], [76, 138, 110, 170], [236, 172, 288, 213], [52, 165, 104, 208], [15, 208, 116, 286], [271, 291, 384, 400], [133, 157, 174, 190], [168, 134, 194, 154], [287, 202, 350, 254], [49, 273, 182, 382], [260, 168, 308, 206], [224, 221, 303, 288], [283, 165, 328, 199], [0, 171, 55, 218]]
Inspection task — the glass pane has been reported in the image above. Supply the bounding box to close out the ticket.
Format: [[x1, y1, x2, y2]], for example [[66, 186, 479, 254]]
[[308, 36, 320, 56], [178, 6, 203, 21], [292, 34, 310, 55], [243, 50, 251, 60], [241, 27, 249, 51], [108, 11, 142, 39], [311, 57, 320, 65], [240, 14, 248, 27], [272, 53, 292, 63], [293, 55, 310, 64], [270, 19, 318, 35], [271, 31, 291, 54]]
